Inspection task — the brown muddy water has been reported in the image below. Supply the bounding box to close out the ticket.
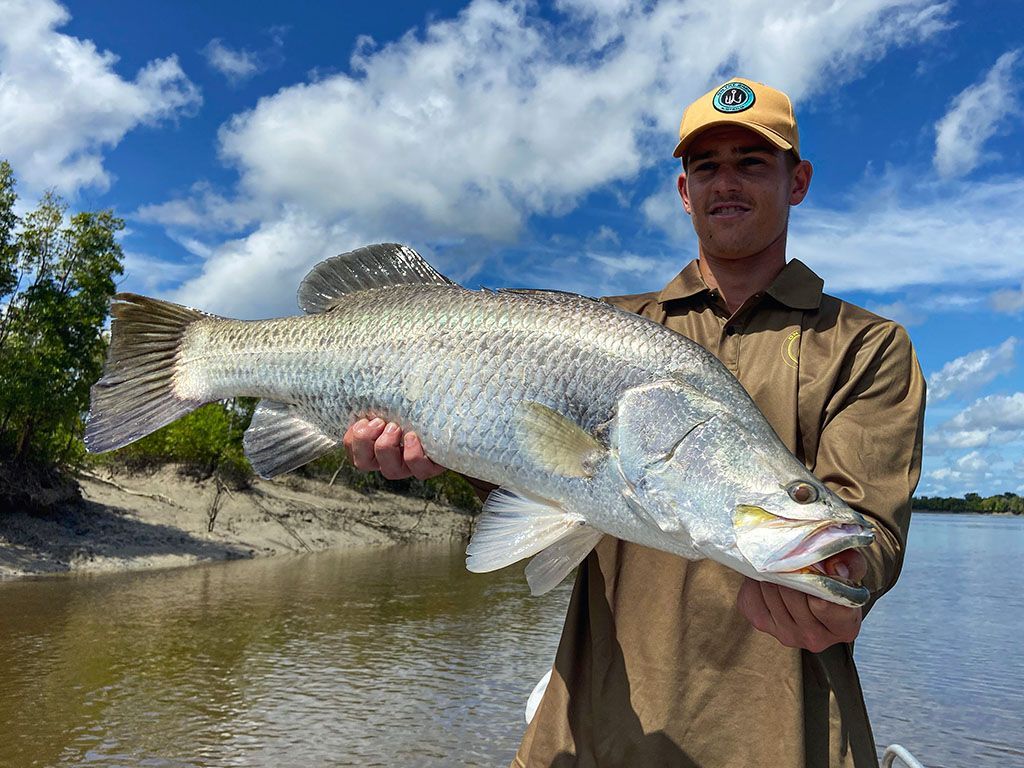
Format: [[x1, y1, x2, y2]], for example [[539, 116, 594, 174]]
[[0, 513, 1021, 767]]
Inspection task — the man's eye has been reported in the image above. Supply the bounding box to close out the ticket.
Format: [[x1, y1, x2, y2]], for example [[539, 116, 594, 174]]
[[693, 162, 716, 173], [740, 157, 766, 166]]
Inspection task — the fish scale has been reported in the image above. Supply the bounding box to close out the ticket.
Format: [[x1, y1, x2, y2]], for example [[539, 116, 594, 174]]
[[86, 243, 876, 604]]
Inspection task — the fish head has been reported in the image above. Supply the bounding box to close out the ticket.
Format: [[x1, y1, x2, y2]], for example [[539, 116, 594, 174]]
[[614, 377, 874, 607], [729, 479, 874, 607]]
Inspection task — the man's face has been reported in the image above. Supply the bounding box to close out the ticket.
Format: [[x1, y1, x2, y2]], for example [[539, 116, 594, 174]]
[[679, 126, 812, 261]]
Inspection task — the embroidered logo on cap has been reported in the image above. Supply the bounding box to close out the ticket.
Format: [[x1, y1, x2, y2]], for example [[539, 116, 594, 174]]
[[713, 82, 755, 113]]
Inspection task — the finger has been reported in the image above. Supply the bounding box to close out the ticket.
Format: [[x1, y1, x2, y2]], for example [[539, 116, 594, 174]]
[[808, 598, 862, 643], [737, 578, 774, 634], [778, 586, 834, 651], [403, 432, 446, 480], [759, 582, 799, 645], [349, 418, 385, 471], [375, 422, 411, 479]]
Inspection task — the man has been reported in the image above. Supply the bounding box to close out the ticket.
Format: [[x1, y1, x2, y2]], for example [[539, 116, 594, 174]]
[[344, 77, 926, 767]]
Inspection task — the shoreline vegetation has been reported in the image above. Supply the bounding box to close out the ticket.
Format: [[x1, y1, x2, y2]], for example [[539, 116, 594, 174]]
[[912, 493, 1024, 515]]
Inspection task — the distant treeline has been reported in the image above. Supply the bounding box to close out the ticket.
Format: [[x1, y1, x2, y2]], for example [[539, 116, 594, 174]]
[[913, 492, 1024, 514], [0, 159, 479, 512]]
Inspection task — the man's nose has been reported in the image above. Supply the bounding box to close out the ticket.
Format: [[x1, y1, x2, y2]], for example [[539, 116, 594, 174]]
[[710, 164, 742, 193]]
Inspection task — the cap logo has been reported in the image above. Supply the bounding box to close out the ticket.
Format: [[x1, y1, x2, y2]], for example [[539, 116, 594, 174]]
[[713, 82, 755, 113]]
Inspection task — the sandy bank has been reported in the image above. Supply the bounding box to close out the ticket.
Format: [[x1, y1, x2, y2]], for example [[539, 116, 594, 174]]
[[0, 466, 475, 578]]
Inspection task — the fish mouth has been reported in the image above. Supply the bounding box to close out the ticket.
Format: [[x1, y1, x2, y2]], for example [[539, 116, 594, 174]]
[[777, 564, 871, 608], [733, 505, 874, 607]]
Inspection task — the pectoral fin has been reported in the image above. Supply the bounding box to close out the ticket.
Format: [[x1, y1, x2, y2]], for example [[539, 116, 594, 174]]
[[514, 402, 606, 478], [466, 489, 587, 573]]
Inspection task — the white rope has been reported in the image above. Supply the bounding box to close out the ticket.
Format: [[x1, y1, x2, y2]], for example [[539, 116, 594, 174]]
[[882, 744, 926, 768]]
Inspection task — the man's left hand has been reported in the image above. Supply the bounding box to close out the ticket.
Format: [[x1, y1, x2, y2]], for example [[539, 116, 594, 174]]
[[736, 549, 867, 653]]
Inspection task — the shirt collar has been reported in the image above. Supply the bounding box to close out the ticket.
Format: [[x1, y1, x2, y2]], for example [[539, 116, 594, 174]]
[[657, 258, 823, 310]]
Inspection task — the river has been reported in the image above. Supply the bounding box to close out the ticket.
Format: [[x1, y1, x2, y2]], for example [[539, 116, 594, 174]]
[[0, 513, 1020, 767]]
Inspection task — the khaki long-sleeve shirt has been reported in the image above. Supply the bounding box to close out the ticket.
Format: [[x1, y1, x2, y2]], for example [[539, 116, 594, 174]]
[[513, 258, 926, 768]]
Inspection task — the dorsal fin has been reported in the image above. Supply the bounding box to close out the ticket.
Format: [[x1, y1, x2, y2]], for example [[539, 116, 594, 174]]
[[297, 243, 457, 314]]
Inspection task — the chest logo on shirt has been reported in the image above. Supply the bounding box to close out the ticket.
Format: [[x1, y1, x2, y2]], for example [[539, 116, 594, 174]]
[[782, 330, 800, 369]]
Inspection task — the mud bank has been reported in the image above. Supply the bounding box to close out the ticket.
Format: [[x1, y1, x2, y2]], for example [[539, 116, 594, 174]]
[[0, 465, 474, 578]]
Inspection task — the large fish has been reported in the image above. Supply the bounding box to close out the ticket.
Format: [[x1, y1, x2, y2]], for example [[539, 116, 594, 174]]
[[86, 244, 873, 606]]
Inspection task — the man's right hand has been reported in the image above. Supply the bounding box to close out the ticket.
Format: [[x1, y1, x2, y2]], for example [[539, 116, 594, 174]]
[[342, 418, 447, 480]]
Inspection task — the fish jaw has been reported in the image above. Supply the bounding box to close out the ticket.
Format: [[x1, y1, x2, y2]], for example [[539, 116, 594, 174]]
[[732, 504, 874, 607]]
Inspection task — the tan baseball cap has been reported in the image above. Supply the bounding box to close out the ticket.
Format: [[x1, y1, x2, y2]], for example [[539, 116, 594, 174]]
[[672, 77, 800, 160]]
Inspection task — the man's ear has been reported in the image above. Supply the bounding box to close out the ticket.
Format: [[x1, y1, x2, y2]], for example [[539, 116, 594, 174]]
[[678, 172, 692, 214], [789, 160, 813, 206]]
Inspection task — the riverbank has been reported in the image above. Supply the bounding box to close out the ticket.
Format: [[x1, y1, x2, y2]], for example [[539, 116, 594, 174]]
[[0, 465, 475, 578]]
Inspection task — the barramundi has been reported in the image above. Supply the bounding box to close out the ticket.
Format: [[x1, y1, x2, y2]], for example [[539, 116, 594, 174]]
[[86, 244, 873, 606]]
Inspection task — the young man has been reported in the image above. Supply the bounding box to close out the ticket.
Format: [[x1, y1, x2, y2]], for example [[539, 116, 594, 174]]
[[344, 78, 926, 767]]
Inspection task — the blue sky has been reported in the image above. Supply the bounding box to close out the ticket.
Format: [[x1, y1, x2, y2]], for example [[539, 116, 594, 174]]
[[2, 0, 1023, 496]]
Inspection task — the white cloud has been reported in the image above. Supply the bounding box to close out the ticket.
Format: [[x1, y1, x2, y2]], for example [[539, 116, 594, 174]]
[[149, 0, 949, 315], [202, 31, 285, 86], [120, 250, 197, 294], [934, 49, 1022, 178], [928, 337, 1016, 402], [929, 392, 1024, 451], [991, 285, 1024, 314], [0, 0, 201, 195], [203, 39, 260, 84], [920, 447, 1024, 496], [166, 210, 361, 318], [786, 175, 1024, 293]]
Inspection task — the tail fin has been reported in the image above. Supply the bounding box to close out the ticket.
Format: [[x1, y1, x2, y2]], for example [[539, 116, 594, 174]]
[[85, 293, 217, 453]]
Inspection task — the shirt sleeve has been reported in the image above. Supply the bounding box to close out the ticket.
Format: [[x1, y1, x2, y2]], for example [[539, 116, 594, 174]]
[[810, 322, 926, 606]]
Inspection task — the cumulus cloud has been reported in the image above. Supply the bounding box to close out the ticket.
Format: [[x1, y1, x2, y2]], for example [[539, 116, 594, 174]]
[[922, 391, 1024, 494], [929, 392, 1024, 450], [934, 49, 1022, 178], [928, 337, 1016, 402], [145, 0, 949, 313], [166, 210, 363, 318], [0, 0, 200, 195]]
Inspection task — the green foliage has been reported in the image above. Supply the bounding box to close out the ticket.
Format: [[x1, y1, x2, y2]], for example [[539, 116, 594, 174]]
[[104, 398, 257, 488], [913, 492, 1024, 514], [0, 163, 124, 466]]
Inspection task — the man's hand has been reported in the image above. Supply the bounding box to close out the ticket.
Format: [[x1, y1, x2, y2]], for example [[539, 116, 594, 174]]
[[343, 418, 447, 480], [736, 549, 867, 653]]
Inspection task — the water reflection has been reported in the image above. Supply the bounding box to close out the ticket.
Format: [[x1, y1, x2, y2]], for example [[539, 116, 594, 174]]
[[1, 513, 1021, 767], [0, 544, 570, 767]]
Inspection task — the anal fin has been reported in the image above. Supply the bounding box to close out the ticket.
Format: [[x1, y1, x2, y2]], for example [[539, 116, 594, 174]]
[[243, 400, 339, 478], [466, 489, 586, 573], [524, 526, 603, 595]]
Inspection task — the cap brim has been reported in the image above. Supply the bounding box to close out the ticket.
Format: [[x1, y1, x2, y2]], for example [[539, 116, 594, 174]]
[[672, 120, 796, 159]]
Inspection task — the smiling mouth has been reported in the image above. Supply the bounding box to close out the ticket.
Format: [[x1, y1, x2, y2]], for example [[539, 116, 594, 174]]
[[709, 204, 751, 216]]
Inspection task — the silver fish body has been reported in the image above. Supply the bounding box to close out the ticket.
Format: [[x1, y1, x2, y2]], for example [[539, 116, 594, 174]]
[[86, 244, 873, 605]]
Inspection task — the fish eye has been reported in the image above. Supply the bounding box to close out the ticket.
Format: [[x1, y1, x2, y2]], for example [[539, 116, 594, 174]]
[[787, 482, 818, 504]]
